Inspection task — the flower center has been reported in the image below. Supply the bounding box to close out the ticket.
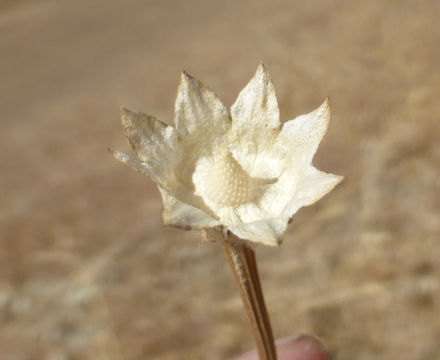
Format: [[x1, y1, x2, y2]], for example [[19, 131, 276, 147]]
[[193, 150, 254, 208]]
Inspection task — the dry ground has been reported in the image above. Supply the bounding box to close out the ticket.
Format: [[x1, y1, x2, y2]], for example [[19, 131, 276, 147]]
[[1, 0, 440, 359]]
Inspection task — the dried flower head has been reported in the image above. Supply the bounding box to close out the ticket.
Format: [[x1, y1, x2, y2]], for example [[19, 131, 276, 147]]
[[111, 65, 342, 246]]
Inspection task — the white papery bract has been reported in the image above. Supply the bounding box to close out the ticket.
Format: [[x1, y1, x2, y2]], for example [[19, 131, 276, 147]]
[[111, 65, 343, 246]]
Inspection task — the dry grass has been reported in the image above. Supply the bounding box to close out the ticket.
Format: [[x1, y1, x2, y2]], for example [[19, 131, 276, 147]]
[[1, 0, 439, 359]]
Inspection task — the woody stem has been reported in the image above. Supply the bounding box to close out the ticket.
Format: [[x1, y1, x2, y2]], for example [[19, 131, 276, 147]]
[[223, 241, 277, 360]]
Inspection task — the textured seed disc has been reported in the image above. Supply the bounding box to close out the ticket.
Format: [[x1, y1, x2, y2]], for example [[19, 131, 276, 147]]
[[194, 151, 254, 207]]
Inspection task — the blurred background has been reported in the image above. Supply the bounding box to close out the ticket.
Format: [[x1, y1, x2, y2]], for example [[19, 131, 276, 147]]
[[1, 0, 439, 359]]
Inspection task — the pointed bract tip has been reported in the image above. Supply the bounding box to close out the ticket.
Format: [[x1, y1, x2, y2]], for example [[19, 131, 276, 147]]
[[260, 236, 283, 247], [121, 106, 136, 119], [107, 147, 119, 156], [179, 70, 199, 91], [335, 174, 344, 185], [276, 235, 283, 246], [267, 236, 283, 247], [120, 106, 135, 128], [255, 62, 269, 77], [180, 69, 194, 81], [320, 98, 331, 116], [257, 61, 266, 70], [121, 105, 134, 114], [107, 148, 124, 162]]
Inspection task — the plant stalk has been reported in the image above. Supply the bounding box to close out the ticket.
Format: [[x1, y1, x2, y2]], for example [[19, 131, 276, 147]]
[[224, 241, 277, 360]]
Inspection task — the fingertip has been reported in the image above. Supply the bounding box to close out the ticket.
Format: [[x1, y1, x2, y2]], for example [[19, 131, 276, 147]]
[[233, 335, 329, 360], [277, 335, 329, 360]]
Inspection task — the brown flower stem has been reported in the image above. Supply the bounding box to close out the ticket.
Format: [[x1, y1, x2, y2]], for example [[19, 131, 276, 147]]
[[224, 241, 277, 360]]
